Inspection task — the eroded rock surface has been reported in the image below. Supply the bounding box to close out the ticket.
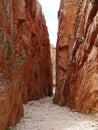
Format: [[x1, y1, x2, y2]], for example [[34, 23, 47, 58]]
[[21, 0, 52, 102], [0, 0, 52, 130], [54, 0, 98, 114], [54, 0, 79, 104]]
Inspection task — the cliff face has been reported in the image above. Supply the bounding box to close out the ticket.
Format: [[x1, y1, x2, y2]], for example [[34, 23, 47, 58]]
[[54, 0, 79, 104], [0, 1, 23, 129], [0, 0, 52, 129], [54, 0, 98, 114], [22, 0, 52, 102]]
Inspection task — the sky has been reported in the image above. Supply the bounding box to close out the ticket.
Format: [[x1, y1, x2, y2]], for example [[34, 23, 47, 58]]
[[38, 0, 60, 46]]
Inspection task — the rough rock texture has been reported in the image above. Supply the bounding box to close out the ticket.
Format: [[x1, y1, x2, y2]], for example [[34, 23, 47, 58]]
[[21, 0, 52, 102], [0, 1, 23, 129], [54, 0, 79, 104], [0, 0, 52, 130], [54, 0, 98, 114]]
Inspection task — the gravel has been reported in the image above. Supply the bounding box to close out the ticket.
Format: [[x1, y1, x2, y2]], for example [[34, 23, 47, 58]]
[[15, 96, 98, 130]]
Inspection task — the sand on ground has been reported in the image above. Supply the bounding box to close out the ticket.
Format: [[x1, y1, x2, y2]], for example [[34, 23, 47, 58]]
[[15, 96, 98, 130]]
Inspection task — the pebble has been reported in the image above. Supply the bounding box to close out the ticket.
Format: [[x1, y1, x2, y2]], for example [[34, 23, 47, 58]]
[[15, 97, 98, 130]]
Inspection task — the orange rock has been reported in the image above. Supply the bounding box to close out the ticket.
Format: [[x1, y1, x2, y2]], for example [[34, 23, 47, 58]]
[[54, 0, 98, 114], [0, 0, 52, 129], [54, 0, 79, 105]]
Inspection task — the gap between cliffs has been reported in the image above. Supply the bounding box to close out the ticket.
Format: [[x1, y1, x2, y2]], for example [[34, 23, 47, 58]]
[[0, 0, 98, 130]]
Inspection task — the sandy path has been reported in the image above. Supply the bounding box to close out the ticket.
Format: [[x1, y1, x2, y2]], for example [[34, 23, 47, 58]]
[[15, 97, 98, 130]]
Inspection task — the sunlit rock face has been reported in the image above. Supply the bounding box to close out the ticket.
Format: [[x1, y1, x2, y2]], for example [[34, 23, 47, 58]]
[[54, 0, 79, 104], [54, 0, 98, 114], [0, 0, 52, 129], [0, 1, 24, 129]]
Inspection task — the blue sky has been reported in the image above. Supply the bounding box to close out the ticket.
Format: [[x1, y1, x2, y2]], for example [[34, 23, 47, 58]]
[[38, 0, 60, 46]]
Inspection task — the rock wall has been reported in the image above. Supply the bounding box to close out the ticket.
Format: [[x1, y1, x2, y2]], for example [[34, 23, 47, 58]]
[[54, 0, 79, 104], [21, 0, 52, 102], [54, 0, 98, 114], [0, 1, 23, 129], [0, 0, 52, 130]]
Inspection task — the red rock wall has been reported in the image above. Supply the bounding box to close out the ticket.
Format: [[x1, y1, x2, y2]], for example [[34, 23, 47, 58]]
[[0, 1, 23, 129], [54, 0, 98, 114], [13, 0, 52, 102], [54, 0, 79, 104], [0, 0, 52, 129]]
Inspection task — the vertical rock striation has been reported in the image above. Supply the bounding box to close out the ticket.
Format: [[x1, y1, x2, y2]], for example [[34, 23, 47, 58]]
[[21, 0, 52, 102], [54, 0, 79, 104], [54, 0, 98, 114], [0, 0, 52, 130], [0, 1, 23, 129]]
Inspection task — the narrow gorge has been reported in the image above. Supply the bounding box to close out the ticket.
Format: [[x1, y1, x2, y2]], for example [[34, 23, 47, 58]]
[[0, 0, 98, 130]]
